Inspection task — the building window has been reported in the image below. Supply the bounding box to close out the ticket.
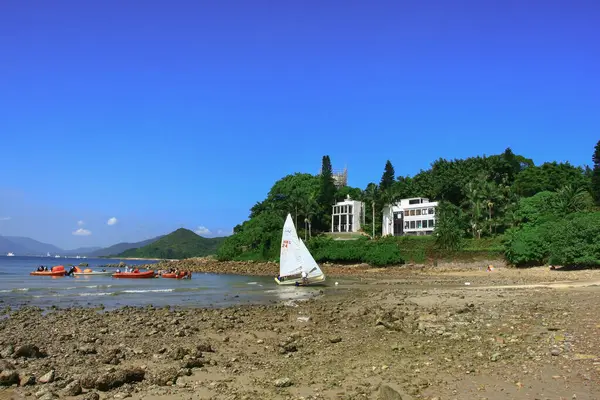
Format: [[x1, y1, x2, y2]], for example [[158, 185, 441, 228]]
[[417, 221, 422, 229], [428, 208, 434, 215], [428, 219, 435, 228], [416, 209, 421, 216], [405, 221, 409, 229], [410, 221, 415, 229], [409, 199, 420, 205], [348, 205, 353, 214]]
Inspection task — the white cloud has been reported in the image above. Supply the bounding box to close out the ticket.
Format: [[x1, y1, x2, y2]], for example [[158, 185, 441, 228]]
[[72, 228, 92, 236], [194, 226, 211, 236], [77, 220, 85, 226], [0, 216, 10, 221], [107, 217, 118, 226], [217, 229, 233, 236]]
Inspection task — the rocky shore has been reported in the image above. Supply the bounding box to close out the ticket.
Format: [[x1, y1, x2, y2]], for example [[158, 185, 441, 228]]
[[1, 265, 600, 399]]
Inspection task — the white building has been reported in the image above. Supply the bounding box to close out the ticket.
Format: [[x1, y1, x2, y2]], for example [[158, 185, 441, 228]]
[[382, 197, 438, 236], [331, 195, 365, 233]]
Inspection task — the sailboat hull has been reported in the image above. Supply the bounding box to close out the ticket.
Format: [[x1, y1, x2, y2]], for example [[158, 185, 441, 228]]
[[274, 274, 326, 286]]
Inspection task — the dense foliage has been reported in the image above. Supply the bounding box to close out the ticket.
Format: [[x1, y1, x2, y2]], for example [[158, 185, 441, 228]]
[[504, 187, 598, 267], [217, 144, 599, 267], [116, 228, 225, 259]]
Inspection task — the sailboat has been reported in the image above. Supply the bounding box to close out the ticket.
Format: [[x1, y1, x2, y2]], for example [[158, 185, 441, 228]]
[[274, 213, 326, 286]]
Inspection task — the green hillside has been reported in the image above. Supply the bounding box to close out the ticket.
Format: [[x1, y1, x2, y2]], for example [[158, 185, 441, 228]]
[[115, 228, 225, 259]]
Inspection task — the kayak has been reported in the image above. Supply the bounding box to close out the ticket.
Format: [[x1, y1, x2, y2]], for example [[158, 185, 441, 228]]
[[112, 271, 156, 279], [73, 271, 113, 276], [161, 272, 192, 279], [30, 270, 66, 277]]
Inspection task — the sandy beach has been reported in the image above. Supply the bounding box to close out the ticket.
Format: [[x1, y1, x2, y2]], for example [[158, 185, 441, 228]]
[[1, 261, 600, 400]]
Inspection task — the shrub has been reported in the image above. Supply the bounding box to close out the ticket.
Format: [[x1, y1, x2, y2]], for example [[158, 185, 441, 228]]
[[548, 212, 600, 266], [503, 223, 554, 266], [504, 212, 600, 267], [307, 236, 403, 266]]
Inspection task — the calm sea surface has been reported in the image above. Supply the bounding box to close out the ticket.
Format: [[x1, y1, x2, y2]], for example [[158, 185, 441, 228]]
[[0, 256, 322, 311]]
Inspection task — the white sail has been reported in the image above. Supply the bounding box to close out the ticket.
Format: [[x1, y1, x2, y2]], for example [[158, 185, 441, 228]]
[[298, 238, 323, 278], [279, 214, 303, 277]]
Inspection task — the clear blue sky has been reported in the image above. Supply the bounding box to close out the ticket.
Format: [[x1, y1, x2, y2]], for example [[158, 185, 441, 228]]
[[0, 0, 598, 249]]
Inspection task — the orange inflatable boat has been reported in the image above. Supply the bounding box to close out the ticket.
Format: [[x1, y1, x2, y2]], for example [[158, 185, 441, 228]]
[[112, 270, 155, 279], [161, 272, 192, 279], [30, 265, 66, 277]]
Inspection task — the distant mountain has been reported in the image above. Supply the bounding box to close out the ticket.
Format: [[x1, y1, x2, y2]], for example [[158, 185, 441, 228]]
[[62, 246, 103, 255], [116, 228, 224, 259], [88, 236, 164, 257], [0, 236, 31, 255], [2, 236, 62, 255], [0, 235, 162, 257]]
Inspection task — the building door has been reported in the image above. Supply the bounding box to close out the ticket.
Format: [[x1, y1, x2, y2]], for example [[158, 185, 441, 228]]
[[393, 212, 403, 236]]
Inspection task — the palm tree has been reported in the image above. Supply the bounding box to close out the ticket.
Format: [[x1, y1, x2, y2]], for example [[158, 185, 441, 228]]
[[498, 180, 519, 230], [380, 183, 401, 236], [463, 181, 484, 239], [553, 185, 594, 214], [363, 183, 379, 238], [288, 189, 302, 229], [300, 193, 318, 241]]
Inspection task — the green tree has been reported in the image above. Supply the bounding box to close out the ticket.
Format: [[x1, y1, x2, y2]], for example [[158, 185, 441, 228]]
[[592, 140, 600, 205], [513, 162, 589, 197], [379, 160, 395, 192], [318, 155, 337, 230], [335, 186, 363, 202], [434, 201, 464, 251]]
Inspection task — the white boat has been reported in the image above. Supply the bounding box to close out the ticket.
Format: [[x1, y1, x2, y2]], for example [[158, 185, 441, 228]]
[[55, 255, 61, 258], [46, 252, 51, 257], [274, 213, 326, 286], [73, 270, 112, 276], [6, 252, 14, 257]]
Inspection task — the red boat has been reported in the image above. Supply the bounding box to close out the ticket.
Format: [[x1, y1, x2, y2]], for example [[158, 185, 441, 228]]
[[161, 271, 192, 279], [112, 270, 155, 279], [30, 265, 66, 277]]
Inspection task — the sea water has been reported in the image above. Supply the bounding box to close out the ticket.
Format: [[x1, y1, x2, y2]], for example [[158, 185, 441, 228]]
[[0, 256, 323, 311]]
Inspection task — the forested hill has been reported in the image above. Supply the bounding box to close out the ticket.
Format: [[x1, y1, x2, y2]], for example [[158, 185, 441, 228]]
[[216, 145, 600, 267], [115, 228, 225, 259]]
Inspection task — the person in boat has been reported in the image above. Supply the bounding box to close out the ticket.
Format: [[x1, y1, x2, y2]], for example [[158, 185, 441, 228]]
[[44, 266, 49, 271], [37, 266, 43, 272], [301, 271, 308, 285], [133, 268, 139, 273]]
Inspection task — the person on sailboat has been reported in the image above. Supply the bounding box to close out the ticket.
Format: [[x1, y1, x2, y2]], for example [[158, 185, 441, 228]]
[[301, 271, 308, 285]]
